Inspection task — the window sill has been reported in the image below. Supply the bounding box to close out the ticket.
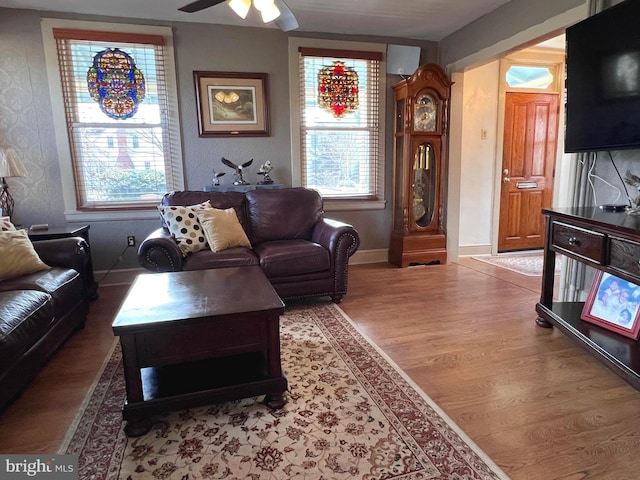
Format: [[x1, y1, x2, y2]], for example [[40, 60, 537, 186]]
[[323, 199, 386, 211], [64, 199, 387, 220], [64, 209, 159, 222]]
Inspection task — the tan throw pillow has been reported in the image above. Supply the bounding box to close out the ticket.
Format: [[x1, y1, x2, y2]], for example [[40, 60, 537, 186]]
[[158, 201, 212, 256], [196, 208, 251, 253], [0, 229, 50, 281]]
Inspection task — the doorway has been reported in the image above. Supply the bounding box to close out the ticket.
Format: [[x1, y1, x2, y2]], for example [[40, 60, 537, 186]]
[[497, 91, 559, 252], [494, 48, 565, 254], [449, 34, 568, 260]]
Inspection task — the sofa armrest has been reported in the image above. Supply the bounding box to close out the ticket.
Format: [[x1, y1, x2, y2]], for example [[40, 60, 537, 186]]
[[311, 218, 360, 302], [33, 237, 88, 274], [137, 227, 184, 272], [311, 218, 360, 259]]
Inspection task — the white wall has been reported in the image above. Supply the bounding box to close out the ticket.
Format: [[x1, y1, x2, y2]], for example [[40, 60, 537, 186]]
[[439, 0, 587, 70], [444, 0, 589, 261], [458, 61, 500, 255]]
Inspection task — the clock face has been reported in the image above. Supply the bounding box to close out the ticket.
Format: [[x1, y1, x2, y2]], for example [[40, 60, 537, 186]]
[[414, 95, 437, 132]]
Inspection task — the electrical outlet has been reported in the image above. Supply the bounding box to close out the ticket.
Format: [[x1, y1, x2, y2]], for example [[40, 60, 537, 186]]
[[127, 235, 136, 247]]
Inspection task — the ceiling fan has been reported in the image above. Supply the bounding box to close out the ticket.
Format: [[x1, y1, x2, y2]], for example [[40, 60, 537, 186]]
[[178, 0, 299, 32]]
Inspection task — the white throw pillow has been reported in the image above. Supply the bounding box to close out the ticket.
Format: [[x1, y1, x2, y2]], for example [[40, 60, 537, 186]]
[[158, 201, 212, 256]]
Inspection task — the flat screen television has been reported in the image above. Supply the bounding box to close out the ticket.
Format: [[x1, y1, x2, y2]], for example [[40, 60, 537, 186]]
[[565, 0, 640, 153]]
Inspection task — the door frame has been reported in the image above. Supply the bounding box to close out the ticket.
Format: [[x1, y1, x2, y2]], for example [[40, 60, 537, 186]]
[[491, 51, 566, 255]]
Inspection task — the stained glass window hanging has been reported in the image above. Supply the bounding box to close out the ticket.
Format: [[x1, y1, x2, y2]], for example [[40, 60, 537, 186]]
[[317, 61, 359, 118], [87, 48, 146, 120]]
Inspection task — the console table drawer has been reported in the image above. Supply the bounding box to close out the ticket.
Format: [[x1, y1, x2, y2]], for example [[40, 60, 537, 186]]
[[551, 222, 604, 263], [609, 237, 640, 279]]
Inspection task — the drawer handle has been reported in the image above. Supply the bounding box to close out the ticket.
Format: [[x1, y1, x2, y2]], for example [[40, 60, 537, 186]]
[[568, 236, 579, 246]]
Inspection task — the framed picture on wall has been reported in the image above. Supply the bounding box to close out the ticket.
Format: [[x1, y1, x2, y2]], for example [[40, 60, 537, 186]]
[[581, 271, 640, 339], [193, 71, 270, 137]]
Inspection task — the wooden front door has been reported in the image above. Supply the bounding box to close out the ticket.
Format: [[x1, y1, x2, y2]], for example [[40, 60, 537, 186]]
[[498, 92, 558, 252]]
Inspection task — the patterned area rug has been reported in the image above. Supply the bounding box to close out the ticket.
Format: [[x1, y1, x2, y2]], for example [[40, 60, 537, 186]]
[[472, 253, 560, 276], [59, 302, 509, 480]]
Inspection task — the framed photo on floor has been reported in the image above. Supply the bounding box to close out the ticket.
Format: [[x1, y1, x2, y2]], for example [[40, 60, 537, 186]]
[[581, 271, 640, 339], [193, 71, 270, 137]]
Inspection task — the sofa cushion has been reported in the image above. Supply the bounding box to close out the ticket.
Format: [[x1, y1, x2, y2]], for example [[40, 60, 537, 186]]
[[158, 201, 211, 256], [182, 247, 259, 270], [0, 290, 54, 368], [0, 230, 50, 281], [0, 268, 83, 320], [254, 240, 330, 278], [196, 208, 251, 252], [246, 188, 324, 244]]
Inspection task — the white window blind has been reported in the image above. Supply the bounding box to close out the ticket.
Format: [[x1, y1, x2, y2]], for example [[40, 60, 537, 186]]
[[53, 29, 180, 210], [298, 48, 382, 199]]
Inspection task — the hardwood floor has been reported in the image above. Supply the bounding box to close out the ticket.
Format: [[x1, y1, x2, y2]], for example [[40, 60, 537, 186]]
[[2, 260, 640, 479]]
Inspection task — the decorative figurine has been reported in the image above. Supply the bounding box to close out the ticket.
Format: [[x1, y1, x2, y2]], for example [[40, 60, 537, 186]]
[[212, 168, 225, 186], [257, 161, 274, 184], [221, 157, 253, 185]]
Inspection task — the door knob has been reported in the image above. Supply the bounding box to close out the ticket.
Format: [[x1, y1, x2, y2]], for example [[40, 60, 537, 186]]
[[503, 169, 510, 183]]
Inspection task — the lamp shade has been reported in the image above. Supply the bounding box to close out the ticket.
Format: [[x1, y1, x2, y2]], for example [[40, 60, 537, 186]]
[[0, 148, 28, 178], [228, 0, 251, 18], [260, 2, 280, 23]]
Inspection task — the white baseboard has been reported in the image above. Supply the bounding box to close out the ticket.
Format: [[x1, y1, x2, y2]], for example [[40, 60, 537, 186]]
[[350, 249, 388, 265], [96, 250, 389, 287], [458, 244, 492, 257]]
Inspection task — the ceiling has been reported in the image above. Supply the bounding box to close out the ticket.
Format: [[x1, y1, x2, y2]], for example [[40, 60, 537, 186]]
[[0, 0, 516, 41]]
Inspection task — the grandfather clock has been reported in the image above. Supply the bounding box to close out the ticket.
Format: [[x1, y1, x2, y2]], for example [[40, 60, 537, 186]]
[[389, 63, 451, 267]]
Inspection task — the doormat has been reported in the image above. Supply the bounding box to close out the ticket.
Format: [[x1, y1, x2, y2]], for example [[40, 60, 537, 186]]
[[472, 253, 560, 276]]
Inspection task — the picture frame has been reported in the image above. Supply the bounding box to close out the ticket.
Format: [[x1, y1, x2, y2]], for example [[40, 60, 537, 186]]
[[581, 271, 640, 339], [193, 71, 270, 137]]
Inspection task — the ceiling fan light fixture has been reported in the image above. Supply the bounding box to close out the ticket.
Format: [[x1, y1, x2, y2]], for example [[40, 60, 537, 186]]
[[260, 2, 281, 23], [252, 0, 271, 11], [228, 0, 251, 18]]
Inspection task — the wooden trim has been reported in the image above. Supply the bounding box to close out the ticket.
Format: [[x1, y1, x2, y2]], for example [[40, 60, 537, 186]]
[[298, 47, 382, 61], [52, 28, 165, 45]]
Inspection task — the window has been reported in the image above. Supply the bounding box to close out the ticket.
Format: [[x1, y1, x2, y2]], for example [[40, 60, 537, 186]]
[[42, 20, 183, 218], [505, 65, 553, 89], [289, 39, 386, 210]]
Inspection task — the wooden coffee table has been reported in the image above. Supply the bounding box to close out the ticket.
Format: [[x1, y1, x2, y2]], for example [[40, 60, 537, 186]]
[[112, 267, 287, 436]]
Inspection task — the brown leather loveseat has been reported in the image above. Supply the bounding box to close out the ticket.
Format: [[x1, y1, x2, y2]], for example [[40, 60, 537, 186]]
[[138, 187, 360, 303], [0, 236, 90, 412]]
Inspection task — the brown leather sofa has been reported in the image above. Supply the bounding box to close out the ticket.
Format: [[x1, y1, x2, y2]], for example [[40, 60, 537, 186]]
[[0, 237, 90, 412], [138, 187, 360, 303]]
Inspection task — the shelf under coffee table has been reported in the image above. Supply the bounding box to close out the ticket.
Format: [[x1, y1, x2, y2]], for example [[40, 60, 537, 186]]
[[112, 266, 287, 437]]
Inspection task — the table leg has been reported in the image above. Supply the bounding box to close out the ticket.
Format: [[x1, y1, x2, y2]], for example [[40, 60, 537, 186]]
[[537, 216, 555, 328], [264, 392, 287, 409], [119, 336, 153, 435], [266, 313, 283, 378], [264, 313, 287, 408]]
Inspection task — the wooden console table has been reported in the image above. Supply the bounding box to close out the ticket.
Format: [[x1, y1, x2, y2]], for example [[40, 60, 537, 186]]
[[536, 207, 640, 391]]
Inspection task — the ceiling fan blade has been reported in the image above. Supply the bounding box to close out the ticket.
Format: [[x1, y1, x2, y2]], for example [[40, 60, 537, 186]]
[[274, 0, 299, 32], [178, 0, 225, 13]]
